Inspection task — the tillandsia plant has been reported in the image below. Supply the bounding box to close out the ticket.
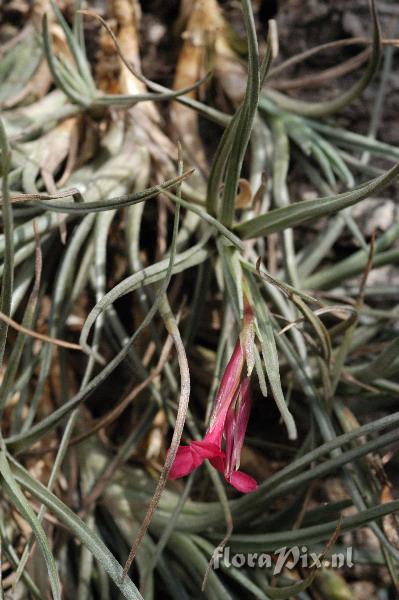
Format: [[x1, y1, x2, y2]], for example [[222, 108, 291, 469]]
[[1, 0, 399, 599]]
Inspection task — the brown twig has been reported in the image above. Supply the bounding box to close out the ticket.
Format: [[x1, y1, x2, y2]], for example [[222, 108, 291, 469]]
[[278, 305, 357, 336], [341, 370, 379, 393], [266, 36, 399, 81], [0, 188, 82, 205], [0, 311, 82, 351], [201, 520, 233, 591], [122, 297, 190, 580], [272, 48, 370, 91]]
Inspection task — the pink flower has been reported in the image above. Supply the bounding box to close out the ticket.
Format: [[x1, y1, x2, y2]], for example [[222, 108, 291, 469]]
[[168, 306, 258, 493]]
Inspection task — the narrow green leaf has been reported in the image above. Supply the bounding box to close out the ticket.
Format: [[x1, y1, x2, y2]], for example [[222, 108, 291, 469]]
[[236, 160, 399, 239], [94, 75, 213, 108], [79, 238, 209, 355], [304, 222, 399, 289], [0, 514, 42, 599], [9, 457, 143, 600], [262, 0, 381, 118], [352, 337, 399, 383], [217, 241, 243, 322], [262, 571, 318, 599], [0, 440, 61, 600], [247, 273, 297, 440], [42, 15, 91, 106], [216, 497, 399, 553], [165, 189, 244, 250], [39, 170, 194, 213], [50, 0, 96, 92], [0, 119, 14, 375], [291, 295, 332, 364], [206, 110, 240, 216], [220, 0, 260, 227]]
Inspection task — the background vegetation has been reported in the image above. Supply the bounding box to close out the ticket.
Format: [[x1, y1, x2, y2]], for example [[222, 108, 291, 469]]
[[0, 0, 398, 598]]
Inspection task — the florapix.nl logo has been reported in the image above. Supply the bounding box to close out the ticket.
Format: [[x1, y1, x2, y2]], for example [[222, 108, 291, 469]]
[[213, 546, 354, 575]]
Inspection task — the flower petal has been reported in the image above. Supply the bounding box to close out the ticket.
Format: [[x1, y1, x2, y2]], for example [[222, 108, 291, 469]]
[[207, 340, 244, 445], [208, 454, 225, 474], [208, 452, 258, 493], [168, 446, 203, 479], [228, 470, 258, 493], [191, 439, 224, 460], [225, 377, 252, 478], [168, 439, 225, 480]]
